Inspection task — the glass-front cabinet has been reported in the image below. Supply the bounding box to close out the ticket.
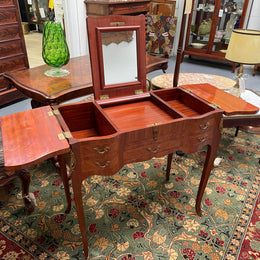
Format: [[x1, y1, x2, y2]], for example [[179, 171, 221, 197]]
[[23, 0, 49, 27], [184, 0, 249, 63]]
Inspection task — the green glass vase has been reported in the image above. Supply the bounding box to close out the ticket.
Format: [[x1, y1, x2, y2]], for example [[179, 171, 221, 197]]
[[42, 21, 70, 77]]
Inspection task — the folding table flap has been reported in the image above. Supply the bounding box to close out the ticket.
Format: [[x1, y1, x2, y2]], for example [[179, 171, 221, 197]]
[[181, 83, 259, 116], [1, 106, 70, 171]]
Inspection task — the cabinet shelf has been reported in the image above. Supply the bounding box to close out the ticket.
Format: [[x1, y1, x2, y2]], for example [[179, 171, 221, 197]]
[[23, 0, 49, 27], [184, 0, 249, 67]]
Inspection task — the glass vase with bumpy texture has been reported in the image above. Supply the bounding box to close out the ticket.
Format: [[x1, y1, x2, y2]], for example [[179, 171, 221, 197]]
[[42, 21, 70, 77]]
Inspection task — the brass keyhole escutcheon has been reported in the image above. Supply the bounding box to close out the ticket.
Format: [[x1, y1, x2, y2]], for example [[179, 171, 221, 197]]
[[153, 128, 158, 141]]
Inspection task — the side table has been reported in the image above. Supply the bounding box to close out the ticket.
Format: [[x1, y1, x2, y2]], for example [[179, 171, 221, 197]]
[[4, 54, 168, 108]]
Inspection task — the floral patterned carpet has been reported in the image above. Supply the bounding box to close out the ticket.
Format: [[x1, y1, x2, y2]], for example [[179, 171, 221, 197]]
[[0, 128, 260, 260]]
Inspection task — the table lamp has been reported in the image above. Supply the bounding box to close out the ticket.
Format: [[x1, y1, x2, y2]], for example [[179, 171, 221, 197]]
[[225, 29, 260, 97]]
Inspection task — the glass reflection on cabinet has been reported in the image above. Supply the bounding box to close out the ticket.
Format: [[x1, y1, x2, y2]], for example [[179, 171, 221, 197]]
[[188, 0, 246, 53]]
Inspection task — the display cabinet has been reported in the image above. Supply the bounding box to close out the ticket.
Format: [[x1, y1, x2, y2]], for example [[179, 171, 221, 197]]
[[23, 0, 49, 28], [183, 0, 249, 63]]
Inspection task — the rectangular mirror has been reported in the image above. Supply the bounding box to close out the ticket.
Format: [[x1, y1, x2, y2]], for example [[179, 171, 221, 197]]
[[102, 30, 138, 86], [87, 15, 147, 100]]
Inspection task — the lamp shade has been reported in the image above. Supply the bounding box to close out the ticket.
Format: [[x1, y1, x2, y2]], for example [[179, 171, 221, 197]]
[[225, 29, 260, 64]]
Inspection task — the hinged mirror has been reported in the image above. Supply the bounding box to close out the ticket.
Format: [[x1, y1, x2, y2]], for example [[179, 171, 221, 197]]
[[87, 15, 147, 100]]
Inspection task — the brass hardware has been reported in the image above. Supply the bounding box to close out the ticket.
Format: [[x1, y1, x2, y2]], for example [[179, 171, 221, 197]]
[[100, 94, 109, 100], [64, 151, 76, 177], [209, 103, 220, 109], [58, 133, 65, 140], [219, 118, 223, 133], [135, 89, 143, 95], [110, 22, 125, 26], [64, 132, 72, 138], [153, 129, 158, 141], [147, 146, 160, 154], [182, 88, 192, 93], [146, 77, 151, 91], [48, 109, 60, 116], [93, 146, 110, 154], [58, 131, 72, 140], [200, 122, 210, 130], [95, 161, 111, 168], [198, 135, 208, 143], [147, 122, 161, 127]]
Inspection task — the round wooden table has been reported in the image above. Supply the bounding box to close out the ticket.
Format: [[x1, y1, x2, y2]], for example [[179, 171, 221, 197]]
[[151, 73, 235, 90]]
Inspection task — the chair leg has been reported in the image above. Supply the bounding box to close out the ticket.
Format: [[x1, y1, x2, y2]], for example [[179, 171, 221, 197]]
[[17, 169, 35, 213], [166, 153, 173, 181], [235, 126, 239, 136]]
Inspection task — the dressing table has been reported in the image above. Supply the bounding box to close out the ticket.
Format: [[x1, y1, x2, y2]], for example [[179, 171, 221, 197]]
[[0, 15, 258, 259]]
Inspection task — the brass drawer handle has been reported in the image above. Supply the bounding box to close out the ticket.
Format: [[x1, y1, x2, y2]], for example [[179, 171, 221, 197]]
[[200, 122, 209, 130], [95, 161, 111, 168], [147, 146, 160, 154], [93, 146, 110, 154], [198, 135, 208, 143]]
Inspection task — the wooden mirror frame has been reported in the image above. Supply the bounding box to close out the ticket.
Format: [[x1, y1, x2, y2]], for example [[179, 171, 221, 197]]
[[87, 15, 147, 100]]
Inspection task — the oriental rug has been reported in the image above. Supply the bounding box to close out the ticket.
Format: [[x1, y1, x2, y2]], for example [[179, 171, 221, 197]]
[[0, 128, 259, 260]]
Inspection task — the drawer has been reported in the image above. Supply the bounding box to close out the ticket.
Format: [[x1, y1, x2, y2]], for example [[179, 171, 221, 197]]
[[186, 116, 216, 135], [0, 26, 20, 41], [0, 40, 24, 58], [0, 56, 28, 73], [76, 137, 121, 176], [0, 9, 18, 24], [182, 115, 222, 153], [123, 120, 184, 163], [109, 3, 149, 15], [0, 0, 15, 6], [0, 76, 10, 91]]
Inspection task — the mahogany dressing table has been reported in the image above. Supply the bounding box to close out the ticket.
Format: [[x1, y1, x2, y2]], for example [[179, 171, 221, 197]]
[[0, 15, 258, 259]]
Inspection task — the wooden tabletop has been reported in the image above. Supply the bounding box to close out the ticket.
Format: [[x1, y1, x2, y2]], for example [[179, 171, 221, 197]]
[[4, 56, 93, 105], [4, 54, 168, 106], [1, 106, 70, 170], [181, 83, 259, 116]]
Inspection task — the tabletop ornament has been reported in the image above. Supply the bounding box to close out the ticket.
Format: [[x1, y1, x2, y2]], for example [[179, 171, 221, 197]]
[[42, 20, 70, 77], [225, 29, 260, 98]]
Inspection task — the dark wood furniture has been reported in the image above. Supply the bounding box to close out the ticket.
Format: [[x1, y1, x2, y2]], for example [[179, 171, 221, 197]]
[[0, 0, 29, 107], [4, 55, 93, 107], [183, 0, 249, 63], [4, 54, 168, 107], [149, 0, 176, 16], [84, 0, 151, 16], [253, 65, 260, 76]]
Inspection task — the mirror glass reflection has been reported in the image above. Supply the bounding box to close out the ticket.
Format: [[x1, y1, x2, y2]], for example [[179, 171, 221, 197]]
[[101, 30, 138, 86]]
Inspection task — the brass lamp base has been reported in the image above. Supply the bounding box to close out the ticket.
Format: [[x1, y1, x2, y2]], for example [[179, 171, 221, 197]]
[[229, 64, 244, 97]]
